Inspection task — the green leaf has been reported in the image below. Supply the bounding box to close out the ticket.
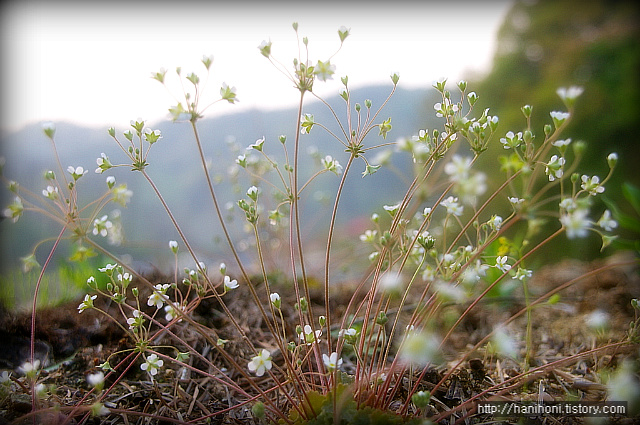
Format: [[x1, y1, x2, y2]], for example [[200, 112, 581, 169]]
[[623, 182, 640, 216]]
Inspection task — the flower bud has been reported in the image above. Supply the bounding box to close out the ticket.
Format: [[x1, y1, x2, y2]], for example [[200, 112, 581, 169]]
[[607, 153, 618, 169]]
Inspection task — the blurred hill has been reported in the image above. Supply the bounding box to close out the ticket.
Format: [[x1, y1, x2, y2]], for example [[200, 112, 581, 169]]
[[0, 86, 440, 271]]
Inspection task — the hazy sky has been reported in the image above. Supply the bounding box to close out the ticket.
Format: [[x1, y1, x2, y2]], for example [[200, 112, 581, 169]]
[[1, 1, 512, 132]]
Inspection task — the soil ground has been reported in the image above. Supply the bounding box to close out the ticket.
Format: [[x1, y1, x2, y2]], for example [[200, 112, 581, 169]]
[[1, 252, 639, 424]]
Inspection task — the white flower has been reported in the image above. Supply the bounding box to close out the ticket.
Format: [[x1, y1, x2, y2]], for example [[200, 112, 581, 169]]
[[550, 111, 570, 128], [92, 215, 113, 237], [246, 185, 259, 201], [495, 256, 511, 273], [112, 184, 133, 206], [299, 325, 322, 345], [164, 303, 184, 322], [508, 197, 525, 206], [95, 153, 112, 173], [67, 166, 88, 181], [99, 263, 118, 274], [560, 209, 591, 239], [581, 175, 605, 196], [488, 215, 503, 231], [141, 354, 164, 377], [147, 284, 170, 309], [585, 310, 609, 333], [559, 197, 577, 212], [399, 331, 442, 367], [499, 131, 523, 149], [515, 268, 533, 281], [224, 275, 239, 291], [444, 155, 472, 181], [314, 60, 336, 82], [379, 271, 403, 294], [42, 185, 59, 200], [248, 349, 272, 376], [545, 155, 565, 181], [321, 155, 343, 175], [126, 309, 144, 330], [383, 203, 401, 217], [270, 292, 281, 309], [440, 196, 463, 216], [19, 360, 41, 376], [338, 328, 358, 338], [323, 352, 343, 372], [492, 327, 518, 359], [87, 371, 105, 388], [168, 240, 178, 253], [359, 229, 377, 243], [220, 82, 238, 104], [556, 86, 584, 105], [78, 294, 97, 313], [597, 210, 617, 231], [552, 138, 572, 149]]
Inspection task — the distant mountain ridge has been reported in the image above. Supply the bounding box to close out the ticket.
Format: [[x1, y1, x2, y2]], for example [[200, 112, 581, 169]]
[[0, 85, 442, 269]]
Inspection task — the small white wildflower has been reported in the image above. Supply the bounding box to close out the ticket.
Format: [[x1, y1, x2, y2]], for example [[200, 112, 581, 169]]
[[559, 197, 577, 212], [359, 229, 378, 243], [87, 371, 105, 390], [499, 131, 523, 149], [140, 353, 164, 377], [126, 309, 144, 330], [399, 331, 442, 367], [246, 185, 259, 201], [379, 271, 403, 295], [168, 240, 178, 253], [550, 111, 570, 128], [434, 281, 466, 303], [78, 294, 97, 313], [98, 263, 118, 274], [545, 155, 565, 181], [224, 275, 239, 291], [270, 292, 281, 309], [492, 327, 518, 359], [585, 310, 609, 333], [488, 215, 503, 231], [248, 349, 272, 376], [19, 360, 41, 376], [299, 324, 322, 345], [560, 209, 591, 239], [495, 256, 511, 273], [147, 284, 170, 309], [444, 155, 472, 181], [339, 328, 357, 344], [92, 215, 113, 237], [508, 197, 525, 206], [164, 302, 183, 322], [42, 185, 59, 200], [581, 175, 605, 196], [515, 268, 533, 281], [597, 210, 617, 231], [440, 196, 463, 216], [383, 203, 401, 217], [67, 166, 88, 181], [323, 352, 343, 372]]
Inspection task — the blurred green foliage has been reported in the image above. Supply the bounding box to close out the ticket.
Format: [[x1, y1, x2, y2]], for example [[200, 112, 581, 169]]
[[472, 0, 639, 259]]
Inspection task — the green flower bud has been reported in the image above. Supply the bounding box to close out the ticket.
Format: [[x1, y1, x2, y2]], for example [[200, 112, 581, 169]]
[[412, 390, 431, 408], [607, 153, 618, 169]]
